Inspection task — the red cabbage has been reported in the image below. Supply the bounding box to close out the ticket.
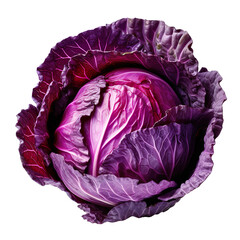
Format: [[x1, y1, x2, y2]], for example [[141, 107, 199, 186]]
[[16, 18, 226, 223]]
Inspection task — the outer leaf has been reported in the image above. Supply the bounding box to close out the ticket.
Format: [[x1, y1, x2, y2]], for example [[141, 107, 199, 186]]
[[51, 153, 177, 207], [154, 105, 214, 127], [198, 69, 227, 137], [34, 18, 200, 107], [67, 50, 205, 108], [103, 198, 179, 223], [16, 105, 92, 204], [33, 20, 142, 107], [54, 76, 106, 172], [34, 81, 61, 165], [100, 123, 195, 183], [16, 105, 54, 185], [149, 106, 215, 201], [158, 119, 216, 201], [113, 18, 198, 75], [78, 198, 180, 223]]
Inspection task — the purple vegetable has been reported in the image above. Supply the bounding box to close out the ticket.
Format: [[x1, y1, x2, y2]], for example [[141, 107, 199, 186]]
[[16, 18, 226, 223]]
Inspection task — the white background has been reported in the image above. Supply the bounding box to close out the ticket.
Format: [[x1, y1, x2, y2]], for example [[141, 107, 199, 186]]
[[1, 0, 239, 239]]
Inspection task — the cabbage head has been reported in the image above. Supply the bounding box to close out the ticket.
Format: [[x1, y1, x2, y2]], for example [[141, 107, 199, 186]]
[[16, 18, 226, 223]]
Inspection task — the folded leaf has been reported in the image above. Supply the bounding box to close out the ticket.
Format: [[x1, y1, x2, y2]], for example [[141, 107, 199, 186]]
[[16, 105, 54, 185], [54, 76, 106, 171], [100, 123, 195, 183], [198, 69, 227, 137], [79, 198, 180, 223], [67, 50, 205, 108], [51, 153, 177, 206], [33, 19, 142, 107]]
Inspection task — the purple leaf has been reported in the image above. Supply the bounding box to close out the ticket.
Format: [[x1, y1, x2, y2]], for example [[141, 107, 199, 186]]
[[33, 19, 142, 107], [67, 50, 205, 108], [51, 153, 177, 206], [54, 76, 106, 172], [158, 118, 216, 201], [16, 105, 54, 185], [154, 105, 214, 127], [78, 198, 180, 223], [105, 67, 181, 119], [102, 198, 179, 223], [34, 81, 61, 165], [114, 18, 198, 74], [83, 84, 155, 176], [198, 69, 227, 137], [100, 123, 195, 183]]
